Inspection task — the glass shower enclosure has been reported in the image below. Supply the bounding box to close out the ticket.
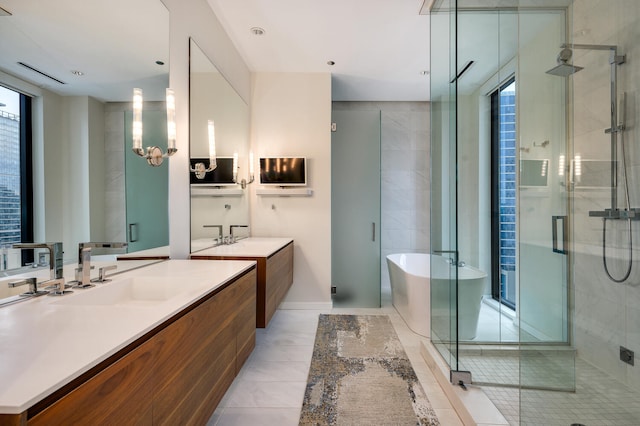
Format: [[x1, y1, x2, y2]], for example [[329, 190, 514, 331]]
[[431, 0, 640, 424], [430, 0, 574, 418]]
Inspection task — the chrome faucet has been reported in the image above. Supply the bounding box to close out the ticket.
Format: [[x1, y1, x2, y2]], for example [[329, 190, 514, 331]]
[[72, 247, 93, 288], [8, 277, 48, 297], [92, 265, 117, 283], [230, 225, 249, 241], [12, 242, 64, 280], [71, 242, 128, 288], [203, 225, 223, 242], [43, 278, 70, 296]]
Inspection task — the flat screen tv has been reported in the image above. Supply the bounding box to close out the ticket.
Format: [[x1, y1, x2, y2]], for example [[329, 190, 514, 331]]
[[190, 157, 236, 186], [259, 157, 307, 186]]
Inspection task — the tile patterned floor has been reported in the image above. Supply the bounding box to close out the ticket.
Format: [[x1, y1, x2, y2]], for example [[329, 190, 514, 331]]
[[482, 356, 640, 425], [471, 303, 640, 425], [207, 296, 463, 426]]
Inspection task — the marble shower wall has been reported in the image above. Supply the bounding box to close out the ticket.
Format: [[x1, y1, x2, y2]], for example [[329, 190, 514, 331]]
[[332, 102, 430, 292], [571, 0, 640, 391]]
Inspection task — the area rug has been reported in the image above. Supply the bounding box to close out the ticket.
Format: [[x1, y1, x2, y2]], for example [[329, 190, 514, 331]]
[[299, 314, 440, 425]]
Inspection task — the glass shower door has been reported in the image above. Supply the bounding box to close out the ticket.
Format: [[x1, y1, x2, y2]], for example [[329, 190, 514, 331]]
[[430, 0, 575, 399], [516, 6, 574, 395], [331, 109, 381, 308], [429, 0, 459, 371]]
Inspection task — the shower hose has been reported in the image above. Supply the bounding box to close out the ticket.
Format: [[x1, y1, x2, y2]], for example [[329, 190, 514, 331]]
[[602, 124, 633, 283]]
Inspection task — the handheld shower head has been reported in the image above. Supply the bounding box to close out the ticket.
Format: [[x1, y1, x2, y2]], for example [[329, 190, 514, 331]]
[[546, 48, 584, 77]]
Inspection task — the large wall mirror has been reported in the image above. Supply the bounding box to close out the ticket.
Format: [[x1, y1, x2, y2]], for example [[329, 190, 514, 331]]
[[0, 0, 169, 280], [189, 38, 250, 253]]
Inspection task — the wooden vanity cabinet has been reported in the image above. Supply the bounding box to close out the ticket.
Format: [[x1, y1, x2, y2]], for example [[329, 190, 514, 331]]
[[18, 268, 257, 426], [191, 241, 293, 328]]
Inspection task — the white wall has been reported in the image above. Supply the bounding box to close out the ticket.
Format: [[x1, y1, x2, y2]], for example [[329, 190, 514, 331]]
[[250, 73, 332, 307]]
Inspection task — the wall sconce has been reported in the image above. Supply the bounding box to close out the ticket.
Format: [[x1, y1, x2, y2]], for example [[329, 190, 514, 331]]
[[190, 119, 217, 179], [233, 152, 255, 189], [131, 88, 178, 167]]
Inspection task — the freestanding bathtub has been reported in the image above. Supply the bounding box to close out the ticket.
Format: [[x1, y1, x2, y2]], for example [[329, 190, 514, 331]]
[[386, 253, 488, 340]]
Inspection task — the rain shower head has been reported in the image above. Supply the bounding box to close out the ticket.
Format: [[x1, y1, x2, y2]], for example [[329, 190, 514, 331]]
[[546, 63, 584, 77], [546, 47, 583, 77]]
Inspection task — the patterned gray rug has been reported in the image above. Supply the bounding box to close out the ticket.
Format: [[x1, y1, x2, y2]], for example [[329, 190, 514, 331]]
[[299, 314, 440, 425]]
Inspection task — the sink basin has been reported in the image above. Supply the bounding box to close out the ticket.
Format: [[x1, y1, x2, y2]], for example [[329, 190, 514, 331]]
[[53, 276, 207, 307]]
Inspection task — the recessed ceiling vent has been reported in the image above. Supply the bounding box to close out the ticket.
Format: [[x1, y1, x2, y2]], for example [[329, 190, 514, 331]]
[[17, 62, 66, 85], [0, 6, 11, 16]]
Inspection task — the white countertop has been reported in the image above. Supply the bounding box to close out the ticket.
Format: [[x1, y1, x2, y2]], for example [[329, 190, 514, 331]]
[[190, 237, 293, 258], [0, 259, 255, 414]]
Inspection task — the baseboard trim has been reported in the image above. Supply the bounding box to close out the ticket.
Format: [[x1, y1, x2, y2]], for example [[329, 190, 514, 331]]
[[279, 301, 333, 310]]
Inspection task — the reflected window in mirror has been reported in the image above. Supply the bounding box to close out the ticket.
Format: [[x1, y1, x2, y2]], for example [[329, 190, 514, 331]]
[[0, 86, 34, 270], [0, 0, 170, 270]]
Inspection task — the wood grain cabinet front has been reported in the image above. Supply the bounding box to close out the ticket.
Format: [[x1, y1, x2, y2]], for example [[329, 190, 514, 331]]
[[9, 267, 257, 426], [191, 241, 294, 328]]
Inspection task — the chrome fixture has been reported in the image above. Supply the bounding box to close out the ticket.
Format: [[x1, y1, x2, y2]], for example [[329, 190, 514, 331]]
[[12, 242, 63, 280], [545, 48, 583, 76], [8, 277, 47, 297], [44, 278, 71, 296], [69, 242, 127, 288], [71, 247, 93, 288], [92, 265, 117, 283], [550, 44, 633, 282], [233, 152, 255, 189], [230, 225, 249, 241], [131, 88, 177, 167], [190, 120, 217, 179], [203, 225, 223, 241]]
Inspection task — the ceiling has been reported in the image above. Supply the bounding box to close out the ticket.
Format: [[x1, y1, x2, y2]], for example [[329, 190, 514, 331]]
[[0, 0, 169, 104], [206, 0, 431, 101], [0, 0, 430, 106]]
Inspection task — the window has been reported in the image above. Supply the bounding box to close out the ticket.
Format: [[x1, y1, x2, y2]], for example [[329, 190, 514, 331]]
[[0, 86, 33, 268], [490, 78, 516, 309]]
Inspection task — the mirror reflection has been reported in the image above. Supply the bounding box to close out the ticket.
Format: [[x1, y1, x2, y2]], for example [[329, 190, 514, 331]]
[[189, 39, 250, 252], [0, 0, 170, 286]]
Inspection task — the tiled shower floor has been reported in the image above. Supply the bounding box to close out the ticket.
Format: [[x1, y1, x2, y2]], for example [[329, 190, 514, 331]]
[[482, 357, 640, 425], [469, 304, 640, 425]]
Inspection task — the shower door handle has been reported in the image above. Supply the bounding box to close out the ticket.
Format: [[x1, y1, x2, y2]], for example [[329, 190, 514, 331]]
[[552, 216, 568, 255], [434, 249, 459, 265], [128, 223, 139, 243]]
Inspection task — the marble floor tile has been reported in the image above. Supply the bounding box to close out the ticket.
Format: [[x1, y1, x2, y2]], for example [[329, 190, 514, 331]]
[[248, 342, 314, 363], [238, 360, 310, 382], [210, 407, 302, 426], [208, 304, 462, 425], [224, 380, 307, 408]]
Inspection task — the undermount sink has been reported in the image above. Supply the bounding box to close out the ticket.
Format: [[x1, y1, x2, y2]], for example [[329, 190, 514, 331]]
[[52, 276, 206, 307]]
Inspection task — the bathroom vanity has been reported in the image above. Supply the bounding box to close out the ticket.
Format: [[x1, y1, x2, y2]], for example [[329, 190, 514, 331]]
[[0, 259, 256, 425], [190, 237, 293, 327]]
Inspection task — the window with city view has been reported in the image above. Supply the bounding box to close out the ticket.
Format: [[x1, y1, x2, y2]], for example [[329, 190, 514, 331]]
[[491, 78, 516, 310], [0, 86, 32, 269]]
